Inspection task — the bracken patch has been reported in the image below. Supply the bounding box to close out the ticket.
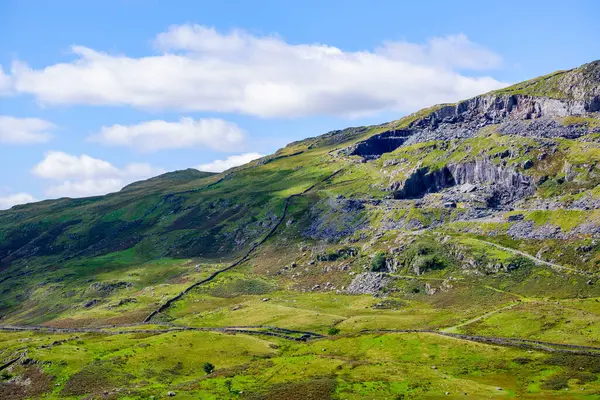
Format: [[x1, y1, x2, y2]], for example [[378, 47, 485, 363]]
[[243, 378, 337, 400]]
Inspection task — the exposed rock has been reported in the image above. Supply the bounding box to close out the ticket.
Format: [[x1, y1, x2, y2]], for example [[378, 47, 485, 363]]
[[110, 298, 137, 308], [507, 214, 524, 222], [343, 129, 413, 159], [508, 221, 564, 240], [459, 183, 477, 193], [522, 159, 534, 170], [304, 197, 368, 241], [88, 281, 132, 295], [83, 299, 100, 308], [425, 283, 437, 295], [392, 159, 533, 207], [346, 273, 391, 295], [345, 63, 600, 162], [508, 220, 600, 239]]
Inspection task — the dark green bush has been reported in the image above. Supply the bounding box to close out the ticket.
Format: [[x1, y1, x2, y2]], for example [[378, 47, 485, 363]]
[[371, 252, 387, 272], [328, 327, 340, 335], [506, 256, 536, 271], [203, 362, 215, 374], [318, 247, 358, 262], [404, 238, 452, 274]]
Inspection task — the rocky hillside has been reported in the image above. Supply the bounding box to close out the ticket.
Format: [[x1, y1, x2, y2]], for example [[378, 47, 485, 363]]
[[0, 60, 600, 325]]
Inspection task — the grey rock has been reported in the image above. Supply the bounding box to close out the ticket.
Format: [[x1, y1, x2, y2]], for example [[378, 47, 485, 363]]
[[83, 299, 100, 308], [392, 158, 533, 207], [346, 273, 391, 295], [522, 159, 534, 169], [459, 183, 477, 193], [507, 214, 524, 222]]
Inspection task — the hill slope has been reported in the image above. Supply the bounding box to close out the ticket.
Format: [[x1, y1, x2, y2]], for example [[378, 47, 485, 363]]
[[1, 60, 600, 399]]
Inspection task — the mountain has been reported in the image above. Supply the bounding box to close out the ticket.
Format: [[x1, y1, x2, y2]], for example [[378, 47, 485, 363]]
[[2, 60, 600, 399]]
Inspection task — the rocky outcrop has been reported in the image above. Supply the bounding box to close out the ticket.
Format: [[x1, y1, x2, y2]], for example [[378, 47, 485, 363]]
[[403, 94, 599, 145], [508, 220, 600, 239], [346, 272, 391, 295], [345, 62, 600, 159], [344, 129, 413, 158], [392, 159, 533, 206], [304, 197, 368, 241]]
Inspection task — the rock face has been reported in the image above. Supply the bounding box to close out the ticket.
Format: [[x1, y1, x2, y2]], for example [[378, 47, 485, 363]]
[[347, 61, 600, 159], [304, 197, 367, 241], [344, 129, 413, 158], [393, 159, 533, 206]]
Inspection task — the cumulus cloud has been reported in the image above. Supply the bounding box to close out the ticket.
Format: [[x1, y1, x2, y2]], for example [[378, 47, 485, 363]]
[[6, 25, 507, 118], [90, 117, 244, 152], [196, 152, 264, 172], [0, 66, 12, 95], [0, 115, 55, 144], [0, 192, 37, 210], [377, 34, 501, 70], [32, 151, 164, 198]]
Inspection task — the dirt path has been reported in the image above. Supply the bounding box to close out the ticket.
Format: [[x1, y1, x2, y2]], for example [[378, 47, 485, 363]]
[[6, 322, 600, 357], [143, 168, 344, 323], [474, 238, 590, 275], [361, 329, 600, 357], [440, 301, 523, 333], [0, 324, 324, 342]]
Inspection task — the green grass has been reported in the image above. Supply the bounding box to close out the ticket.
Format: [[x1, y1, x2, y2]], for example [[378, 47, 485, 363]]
[[562, 116, 600, 130], [3, 329, 600, 399]]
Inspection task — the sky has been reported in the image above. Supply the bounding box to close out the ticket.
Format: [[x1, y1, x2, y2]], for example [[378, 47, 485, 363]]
[[0, 0, 599, 209]]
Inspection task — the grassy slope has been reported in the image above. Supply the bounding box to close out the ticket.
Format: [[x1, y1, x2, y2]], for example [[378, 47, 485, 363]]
[[2, 61, 600, 398]]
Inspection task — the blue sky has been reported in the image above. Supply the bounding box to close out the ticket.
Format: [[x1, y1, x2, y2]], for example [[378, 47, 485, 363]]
[[0, 0, 599, 208]]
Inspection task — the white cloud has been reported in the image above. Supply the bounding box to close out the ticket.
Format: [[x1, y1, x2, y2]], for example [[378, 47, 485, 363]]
[[0, 193, 37, 210], [377, 34, 502, 70], [6, 25, 507, 118], [196, 152, 264, 173], [32, 151, 164, 198], [32, 151, 118, 180], [0, 115, 55, 144], [90, 117, 244, 152], [0, 66, 12, 95]]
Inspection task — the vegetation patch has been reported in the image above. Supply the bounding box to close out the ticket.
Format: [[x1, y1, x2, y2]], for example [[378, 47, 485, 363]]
[[207, 277, 276, 298], [243, 378, 337, 400]]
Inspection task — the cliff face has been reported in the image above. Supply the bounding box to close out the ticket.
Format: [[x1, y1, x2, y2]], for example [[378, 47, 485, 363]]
[[393, 159, 533, 206], [349, 61, 600, 158], [341, 62, 600, 208]]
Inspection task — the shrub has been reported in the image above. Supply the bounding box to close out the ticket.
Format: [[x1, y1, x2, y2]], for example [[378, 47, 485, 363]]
[[371, 252, 387, 272], [541, 373, 569, 390], [203, 362, 215, 374], [411, 254, 447, 273], [317, 247, 358, 262], [328, 327, 340, 335], [506, 256, 536, 271], [405, 239, 452, 274]]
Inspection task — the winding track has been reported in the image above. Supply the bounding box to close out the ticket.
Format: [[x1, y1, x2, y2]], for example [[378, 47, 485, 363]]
[[360, 329, 600, 357], [0, 324, 324, 342], [4, 322, 600, 357], [440, 301, 524, 333], [474, 238, 591, 275], [142, 168, 344, 323]]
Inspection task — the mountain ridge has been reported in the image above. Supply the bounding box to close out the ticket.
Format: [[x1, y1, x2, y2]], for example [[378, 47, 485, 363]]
[[3, 60, 600, 398]]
